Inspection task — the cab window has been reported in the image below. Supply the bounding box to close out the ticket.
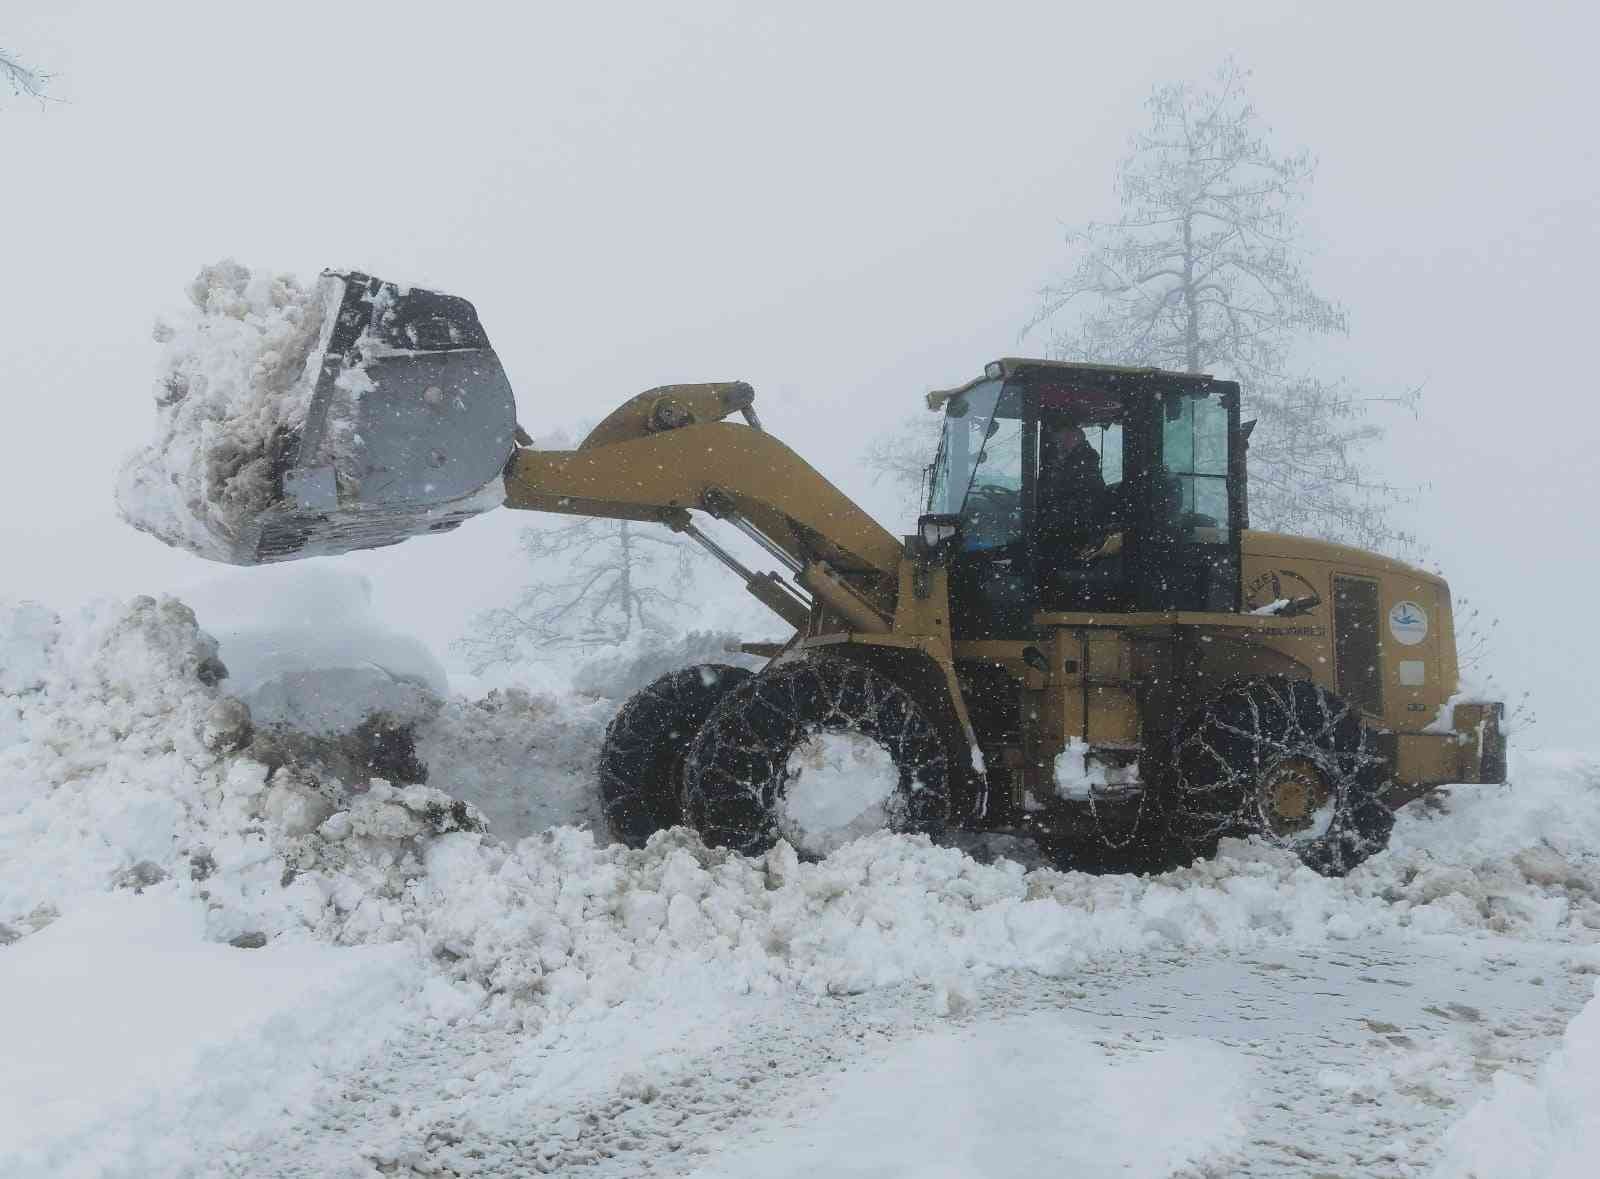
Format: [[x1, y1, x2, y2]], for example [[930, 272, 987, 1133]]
[[929, 379, 1025, 552], [1160, 392, 1231, 536]]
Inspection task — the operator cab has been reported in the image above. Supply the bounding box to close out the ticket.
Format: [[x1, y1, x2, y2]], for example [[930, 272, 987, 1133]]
[[924, 360, 1243, 639]]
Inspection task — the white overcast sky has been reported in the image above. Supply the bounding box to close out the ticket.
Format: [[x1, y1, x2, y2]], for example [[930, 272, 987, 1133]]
[[3, 1, 1596, 747]]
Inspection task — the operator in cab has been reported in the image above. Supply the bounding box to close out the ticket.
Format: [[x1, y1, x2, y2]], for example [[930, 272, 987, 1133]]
[[1035, 407, 1115, 606]]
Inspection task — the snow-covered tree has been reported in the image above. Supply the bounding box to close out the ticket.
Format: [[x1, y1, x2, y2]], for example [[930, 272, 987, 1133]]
[[457, 517, 698, 670], [1, 48, 52, 105], [1028, 58, 1414, 552]]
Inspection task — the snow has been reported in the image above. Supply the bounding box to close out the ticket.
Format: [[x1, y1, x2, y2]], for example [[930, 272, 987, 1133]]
[[0, 892, 414, 1177], [3, 586, 1600, 1173], [687, 1015, 1251, 1178], [1053, 736, 1140, 799], [568, 629, 765, 701], [183, 564, 448, 734], [115, 261, 338, 562], [777, 730, 898, 857], [1423, 675, 1499, 736], [1432, 979, 1600, 1179]]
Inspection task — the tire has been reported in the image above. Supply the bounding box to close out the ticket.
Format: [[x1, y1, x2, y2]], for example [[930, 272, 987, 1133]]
[[598, 664, 754, 848], [1165, 675, 1396, 877], [682, 657, 952, 857]]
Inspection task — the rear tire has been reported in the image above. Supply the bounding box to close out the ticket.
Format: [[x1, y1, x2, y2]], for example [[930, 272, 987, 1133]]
[[598, 664, 754, 848], [1165, 676, 1395, 877], [682, 657, 951, 857]]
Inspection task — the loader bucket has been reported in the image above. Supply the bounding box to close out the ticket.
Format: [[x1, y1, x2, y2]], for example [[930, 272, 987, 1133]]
[[121, 267, 520, 565], [121, 264, 523, 565], [223, 271, 518, 564]]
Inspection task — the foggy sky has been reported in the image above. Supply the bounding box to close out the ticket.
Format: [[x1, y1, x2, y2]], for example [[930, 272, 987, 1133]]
[[3, 0, 1596, 747]]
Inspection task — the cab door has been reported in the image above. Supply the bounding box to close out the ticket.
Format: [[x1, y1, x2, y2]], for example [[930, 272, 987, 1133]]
[[1126, 384, 1243, 614], [929, 379, 1036, 639]]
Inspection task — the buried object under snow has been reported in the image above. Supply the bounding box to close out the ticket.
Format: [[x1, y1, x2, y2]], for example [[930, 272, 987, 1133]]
[[118, 263, 518, 565]]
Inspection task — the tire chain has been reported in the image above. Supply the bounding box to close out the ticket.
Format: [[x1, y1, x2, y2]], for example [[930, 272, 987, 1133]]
[[1168, 676, 1394, 876]]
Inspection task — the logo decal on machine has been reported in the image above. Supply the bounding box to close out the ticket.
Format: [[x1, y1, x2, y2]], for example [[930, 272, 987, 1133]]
[[1388, 600, 1429, 646], [1243, 568, 1320, 613]]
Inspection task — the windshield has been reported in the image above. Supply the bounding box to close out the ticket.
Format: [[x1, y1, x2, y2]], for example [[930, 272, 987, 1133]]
[[928, 379, 1025, 551]]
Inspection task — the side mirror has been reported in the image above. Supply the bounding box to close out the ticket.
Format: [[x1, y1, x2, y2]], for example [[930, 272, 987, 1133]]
[[916, 513, 961, 560]]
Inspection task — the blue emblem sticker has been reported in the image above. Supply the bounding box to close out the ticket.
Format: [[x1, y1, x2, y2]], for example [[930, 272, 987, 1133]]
[[1388, 600, 1429, 646]]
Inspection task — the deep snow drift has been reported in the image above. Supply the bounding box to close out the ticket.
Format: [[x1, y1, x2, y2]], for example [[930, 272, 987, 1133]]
[[2, 590, 1598, 1175]]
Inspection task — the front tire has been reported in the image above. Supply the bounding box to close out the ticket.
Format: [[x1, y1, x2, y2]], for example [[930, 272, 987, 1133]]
[[682, 657, 952, 857], [598, 664, 754, 848], [1165, 676, 1395, 877]]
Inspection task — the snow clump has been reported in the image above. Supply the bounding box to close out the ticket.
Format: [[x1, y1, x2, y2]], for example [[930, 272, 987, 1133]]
[[777, 730, 899, 857], [115, 260, 338, 562]]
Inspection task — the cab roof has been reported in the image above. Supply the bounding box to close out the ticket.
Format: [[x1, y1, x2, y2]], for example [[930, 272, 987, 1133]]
[[926, 358, 1231, 411]]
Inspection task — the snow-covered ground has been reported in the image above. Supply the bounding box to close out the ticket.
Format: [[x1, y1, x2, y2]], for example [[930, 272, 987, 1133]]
[[3, 587, 1598, 1177]]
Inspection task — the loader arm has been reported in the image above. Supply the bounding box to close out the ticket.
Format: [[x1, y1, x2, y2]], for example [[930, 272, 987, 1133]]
[[503, 397, 905, 626]]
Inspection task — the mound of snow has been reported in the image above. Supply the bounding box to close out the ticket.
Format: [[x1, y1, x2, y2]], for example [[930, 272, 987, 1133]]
[[414, 688, 611, 841], [1432, 979, 1600, 1179], [116, 261, 337, 561], [4, 591, 1599, 1040], [184, 564, 447, 734], [7, 592, 1600, 1172]]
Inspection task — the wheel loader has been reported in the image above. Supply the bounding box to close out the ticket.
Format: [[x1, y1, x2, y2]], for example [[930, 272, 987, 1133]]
[[134, 271, 1507, 876]]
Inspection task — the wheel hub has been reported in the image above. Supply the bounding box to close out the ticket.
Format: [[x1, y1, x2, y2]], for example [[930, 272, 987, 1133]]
[[1260, 757, 1332, 837]]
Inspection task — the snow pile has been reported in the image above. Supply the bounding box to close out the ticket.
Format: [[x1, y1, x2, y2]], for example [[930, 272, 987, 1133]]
[[184, 564, 447, 734], [115, 261, 337, 561], [1432, 980, 1600, 1179], [180, 564, 610, 842], [415, 689, 610, 841], [8, 590, 1600, 1172], [0, 601, 55, 751], [4, 591, 1600, 1028], [0, 595, 230, 930]]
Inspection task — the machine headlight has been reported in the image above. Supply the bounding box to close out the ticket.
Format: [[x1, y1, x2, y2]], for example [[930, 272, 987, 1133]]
[[918, 513, 961, 553]]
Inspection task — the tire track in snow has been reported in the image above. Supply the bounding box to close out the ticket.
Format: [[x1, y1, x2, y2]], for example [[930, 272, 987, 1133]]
[[229, 936, 1591, 1177], [983, 939, 1593, 1177], [246, 982, 939, 1177]]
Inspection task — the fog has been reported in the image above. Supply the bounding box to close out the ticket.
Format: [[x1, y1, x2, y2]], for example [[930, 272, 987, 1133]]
[[3, 0, 1595, 747]]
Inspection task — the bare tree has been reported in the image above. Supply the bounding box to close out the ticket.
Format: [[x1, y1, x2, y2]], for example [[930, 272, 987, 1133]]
[[457, 517, 698, 671], [1027, 58, 1415, 552], [1, 48, 52, 105], [863, 412, 943, 528]]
